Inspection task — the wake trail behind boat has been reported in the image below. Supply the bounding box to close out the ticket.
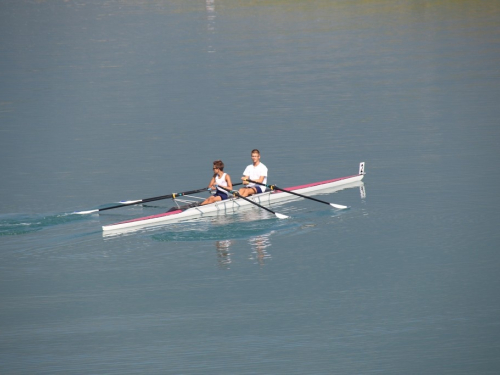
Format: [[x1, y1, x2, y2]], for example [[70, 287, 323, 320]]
[[0, 212, 90, 236]]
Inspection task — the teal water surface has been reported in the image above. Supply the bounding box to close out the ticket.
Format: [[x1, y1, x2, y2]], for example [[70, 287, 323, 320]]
[[1, 1, 499, 374]]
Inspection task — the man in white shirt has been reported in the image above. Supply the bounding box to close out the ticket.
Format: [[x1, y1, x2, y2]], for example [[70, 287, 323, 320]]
[[238, 149, 268, 197]]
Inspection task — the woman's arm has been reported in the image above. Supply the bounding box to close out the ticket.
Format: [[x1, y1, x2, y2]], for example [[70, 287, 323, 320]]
[[208, 176, 216, 189], [225, 174, 233, 190]]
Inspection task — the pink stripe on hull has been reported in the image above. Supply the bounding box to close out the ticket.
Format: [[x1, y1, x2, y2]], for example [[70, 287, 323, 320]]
[[106, 209, 183, 227], [278, 174, 358, 192]]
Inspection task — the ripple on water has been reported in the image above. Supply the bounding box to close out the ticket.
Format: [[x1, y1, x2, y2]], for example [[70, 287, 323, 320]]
[[0, 213, 90, 236]]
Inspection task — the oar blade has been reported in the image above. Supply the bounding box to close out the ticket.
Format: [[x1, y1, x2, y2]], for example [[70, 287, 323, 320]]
[[275, 213, 289, 219], [118, 200, 141, 205], [74, 209, 98, 215], [330, 203, 348, 210]]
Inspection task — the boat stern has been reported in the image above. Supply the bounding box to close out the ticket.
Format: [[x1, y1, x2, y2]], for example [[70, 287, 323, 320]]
[[359, 162, 366, 175]]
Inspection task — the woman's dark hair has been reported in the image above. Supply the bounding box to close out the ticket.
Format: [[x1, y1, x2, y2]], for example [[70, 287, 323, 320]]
[[213, 160, 224, 171]]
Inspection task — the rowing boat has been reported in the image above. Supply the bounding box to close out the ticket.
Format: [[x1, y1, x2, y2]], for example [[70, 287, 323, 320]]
[[102, 162, 366, 232]]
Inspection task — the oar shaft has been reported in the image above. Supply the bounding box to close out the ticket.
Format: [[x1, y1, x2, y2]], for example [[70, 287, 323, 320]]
[[97, 188, 208, 212], [218, 186, 288, 219], [75, 183, 243, 214], [140, 182, 243, 204], [246, 179, 347, 209], [275, 187, 329, 205]]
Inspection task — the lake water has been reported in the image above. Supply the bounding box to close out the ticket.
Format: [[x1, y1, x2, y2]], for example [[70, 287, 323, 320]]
[[1, 1, 499, 374]]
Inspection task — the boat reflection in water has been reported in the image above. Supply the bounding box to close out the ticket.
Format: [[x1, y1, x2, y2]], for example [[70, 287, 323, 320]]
[[213, 179, 367, 267], [215, 239, 233, 269], [213, 208, 276, 268], [241, 208, 274, 266], [205, 0, 216, 53], [248, 233, 273, 266], [214, 233, 273, 268]]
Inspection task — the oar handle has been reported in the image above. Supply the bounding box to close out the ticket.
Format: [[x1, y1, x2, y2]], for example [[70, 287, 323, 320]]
[[245, 179, 277, 191]]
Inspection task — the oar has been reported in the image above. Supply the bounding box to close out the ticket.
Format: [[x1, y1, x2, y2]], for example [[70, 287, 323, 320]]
[[246, 179, 348, 209], [75, 183, 243, 214], [218, 186, 289, 219]]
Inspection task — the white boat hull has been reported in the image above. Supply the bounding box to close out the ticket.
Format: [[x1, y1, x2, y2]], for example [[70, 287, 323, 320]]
[[102, 164, 365, 232]]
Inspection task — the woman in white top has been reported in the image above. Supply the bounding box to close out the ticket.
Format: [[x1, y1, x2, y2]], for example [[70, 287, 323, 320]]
[[201, 160, 233, 205]]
